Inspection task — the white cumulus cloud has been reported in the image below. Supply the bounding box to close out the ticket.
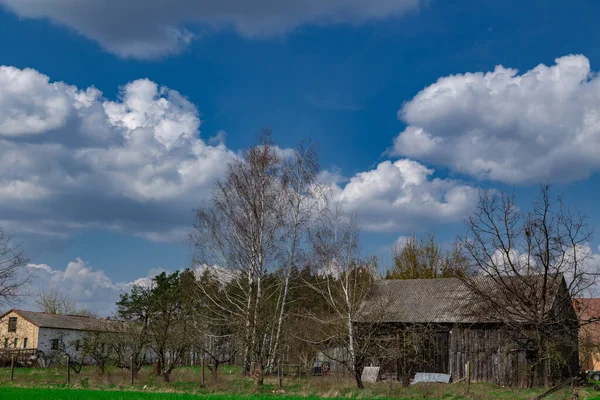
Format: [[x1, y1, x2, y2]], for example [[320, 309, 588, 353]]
[[0, 0, 421, 59], [0, 65, 234, 243], [330, 159, 478, 231], [392, 54, 600, 184], [25, 259, 122, 315]]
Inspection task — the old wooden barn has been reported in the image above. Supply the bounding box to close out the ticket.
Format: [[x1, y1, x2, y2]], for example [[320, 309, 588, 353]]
[[358, 275, 579, 387]]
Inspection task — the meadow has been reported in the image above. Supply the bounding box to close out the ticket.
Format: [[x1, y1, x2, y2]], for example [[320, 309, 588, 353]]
[[0, 365, 598, 399]]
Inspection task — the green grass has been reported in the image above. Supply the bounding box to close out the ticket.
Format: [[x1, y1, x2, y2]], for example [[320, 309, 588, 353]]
[[2, 386, 599, 400], [0, 387, 363, 400]]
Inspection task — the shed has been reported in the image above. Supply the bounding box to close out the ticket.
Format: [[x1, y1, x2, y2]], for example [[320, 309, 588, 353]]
[[358, 275, 579, 387]]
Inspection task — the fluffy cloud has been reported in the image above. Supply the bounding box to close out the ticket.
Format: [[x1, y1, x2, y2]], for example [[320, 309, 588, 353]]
[[0, 66, 234, 243], [331, 159, 478, 231], [24, 260, 238, 315], [0, 0, 420, 59], [392, 55, 600, 184], [26, 259, 123, 315]]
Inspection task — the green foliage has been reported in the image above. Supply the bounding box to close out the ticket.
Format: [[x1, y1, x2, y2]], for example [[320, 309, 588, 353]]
[[117, 270, 192, 380], [385, 234, 469, 280]]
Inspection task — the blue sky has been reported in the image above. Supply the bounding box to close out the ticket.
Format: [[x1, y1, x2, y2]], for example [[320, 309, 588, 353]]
[[1, 0, 600, 314]]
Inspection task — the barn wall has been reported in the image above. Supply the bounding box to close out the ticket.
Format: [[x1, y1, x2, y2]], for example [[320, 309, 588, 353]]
[[449, 325, 527, 387]]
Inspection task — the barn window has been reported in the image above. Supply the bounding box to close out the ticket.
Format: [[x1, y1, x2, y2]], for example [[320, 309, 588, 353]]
[[75, 340, 80, 351], [3, 338, 7, 348], [23, 338, 28, 349], [13, 338, 17, 348], [51, 339, 61, 350], [7, 317, 17, 332]]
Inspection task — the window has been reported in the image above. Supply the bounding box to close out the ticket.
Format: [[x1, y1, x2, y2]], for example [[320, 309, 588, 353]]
[[13, 338, 17, 348], [75, 340, 80, 351], [51, 339, 60, 350], [3, 338, 7, 348], [23, 338, 27, 349], [7, 317, 16, 332]]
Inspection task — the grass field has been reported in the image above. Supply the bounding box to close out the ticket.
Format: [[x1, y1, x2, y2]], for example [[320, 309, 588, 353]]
[[1, 386, 599, 400], [0, 365, 598, 399]]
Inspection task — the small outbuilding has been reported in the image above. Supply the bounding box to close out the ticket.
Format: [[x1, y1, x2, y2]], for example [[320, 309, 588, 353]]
[[358, 275, 579, 387]]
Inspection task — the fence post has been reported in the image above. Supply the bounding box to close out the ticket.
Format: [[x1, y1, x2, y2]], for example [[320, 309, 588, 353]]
[[466, 361, 471, 393], [130, 355, 135, 385], [200, 356, 205, 387], [278, 360, 283, 389], [10, 354, 15, 382], [66, 354, 70, 384]]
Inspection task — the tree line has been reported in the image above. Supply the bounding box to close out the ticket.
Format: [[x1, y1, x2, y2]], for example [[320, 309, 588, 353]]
[[2, 130, 598, 388]]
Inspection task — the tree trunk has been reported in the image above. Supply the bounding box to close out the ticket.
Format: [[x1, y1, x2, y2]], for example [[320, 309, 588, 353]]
[[255, 366, 264, 386], [211, 361, 219, 383], [354, 369, 364, 389]]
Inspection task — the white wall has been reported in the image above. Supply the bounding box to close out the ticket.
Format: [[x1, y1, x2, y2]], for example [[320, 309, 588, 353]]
[[37, 327, 86, 359]]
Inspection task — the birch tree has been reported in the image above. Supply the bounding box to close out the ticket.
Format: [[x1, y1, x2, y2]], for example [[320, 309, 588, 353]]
[[191, 130, 286, 385], [267, 141, 323, 371], [304, 204, 376, 389]]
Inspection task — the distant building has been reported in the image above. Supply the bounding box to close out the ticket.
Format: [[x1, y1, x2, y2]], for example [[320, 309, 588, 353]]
[[0, 309, 119, 365], [574, 298, 600, 371]]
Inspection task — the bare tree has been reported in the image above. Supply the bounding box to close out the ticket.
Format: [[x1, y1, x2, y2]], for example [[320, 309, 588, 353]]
[[79, 331, 116, 375], [0, 228, 29, 305], [36, 291, 77, 315], [267, 141, 324, 372], [191, 130, 287, 385], [459, 185, 592, 385], [303, 204, 377, 389], [35, 291, 97, 317]]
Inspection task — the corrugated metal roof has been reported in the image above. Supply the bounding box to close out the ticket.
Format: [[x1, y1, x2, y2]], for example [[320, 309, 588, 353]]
[[4, 310, 120, 332], [358, 275, 564, 324]]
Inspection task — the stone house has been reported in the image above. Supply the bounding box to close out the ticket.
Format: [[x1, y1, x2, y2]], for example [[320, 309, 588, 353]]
[[0, 309, 119, 364]]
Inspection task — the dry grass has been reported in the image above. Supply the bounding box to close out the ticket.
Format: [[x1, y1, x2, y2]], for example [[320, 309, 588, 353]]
[[0, 365, 598, 399]]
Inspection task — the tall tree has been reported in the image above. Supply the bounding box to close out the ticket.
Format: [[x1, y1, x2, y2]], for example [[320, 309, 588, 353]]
[[117, 271, 191, 382], [304, 204, 377, 389], [267, 140, 323, 371], [191, 130, 287, 385], [116, 282, 153, 375], [459, 185, 592, 386]]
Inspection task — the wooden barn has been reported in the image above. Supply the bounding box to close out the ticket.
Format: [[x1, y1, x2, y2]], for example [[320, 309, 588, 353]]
[[358, 275, 579, 387]]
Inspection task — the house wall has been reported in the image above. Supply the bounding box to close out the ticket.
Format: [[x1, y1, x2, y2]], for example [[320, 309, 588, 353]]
[[37, 327, 87, 359], [0, 311, 39, 349]]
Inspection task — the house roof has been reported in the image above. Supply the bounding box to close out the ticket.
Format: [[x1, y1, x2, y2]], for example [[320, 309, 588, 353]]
[[358, 275, 567, 324], [1, 309, 120, 332]]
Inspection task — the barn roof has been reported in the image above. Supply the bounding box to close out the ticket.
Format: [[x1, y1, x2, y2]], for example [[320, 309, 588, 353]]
[[358, 275, 567, 324], [1, 309, 120, 332]]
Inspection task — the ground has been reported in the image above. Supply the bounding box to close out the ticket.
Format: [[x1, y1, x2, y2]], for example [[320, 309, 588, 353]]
[[0, 365, 598, 399]]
